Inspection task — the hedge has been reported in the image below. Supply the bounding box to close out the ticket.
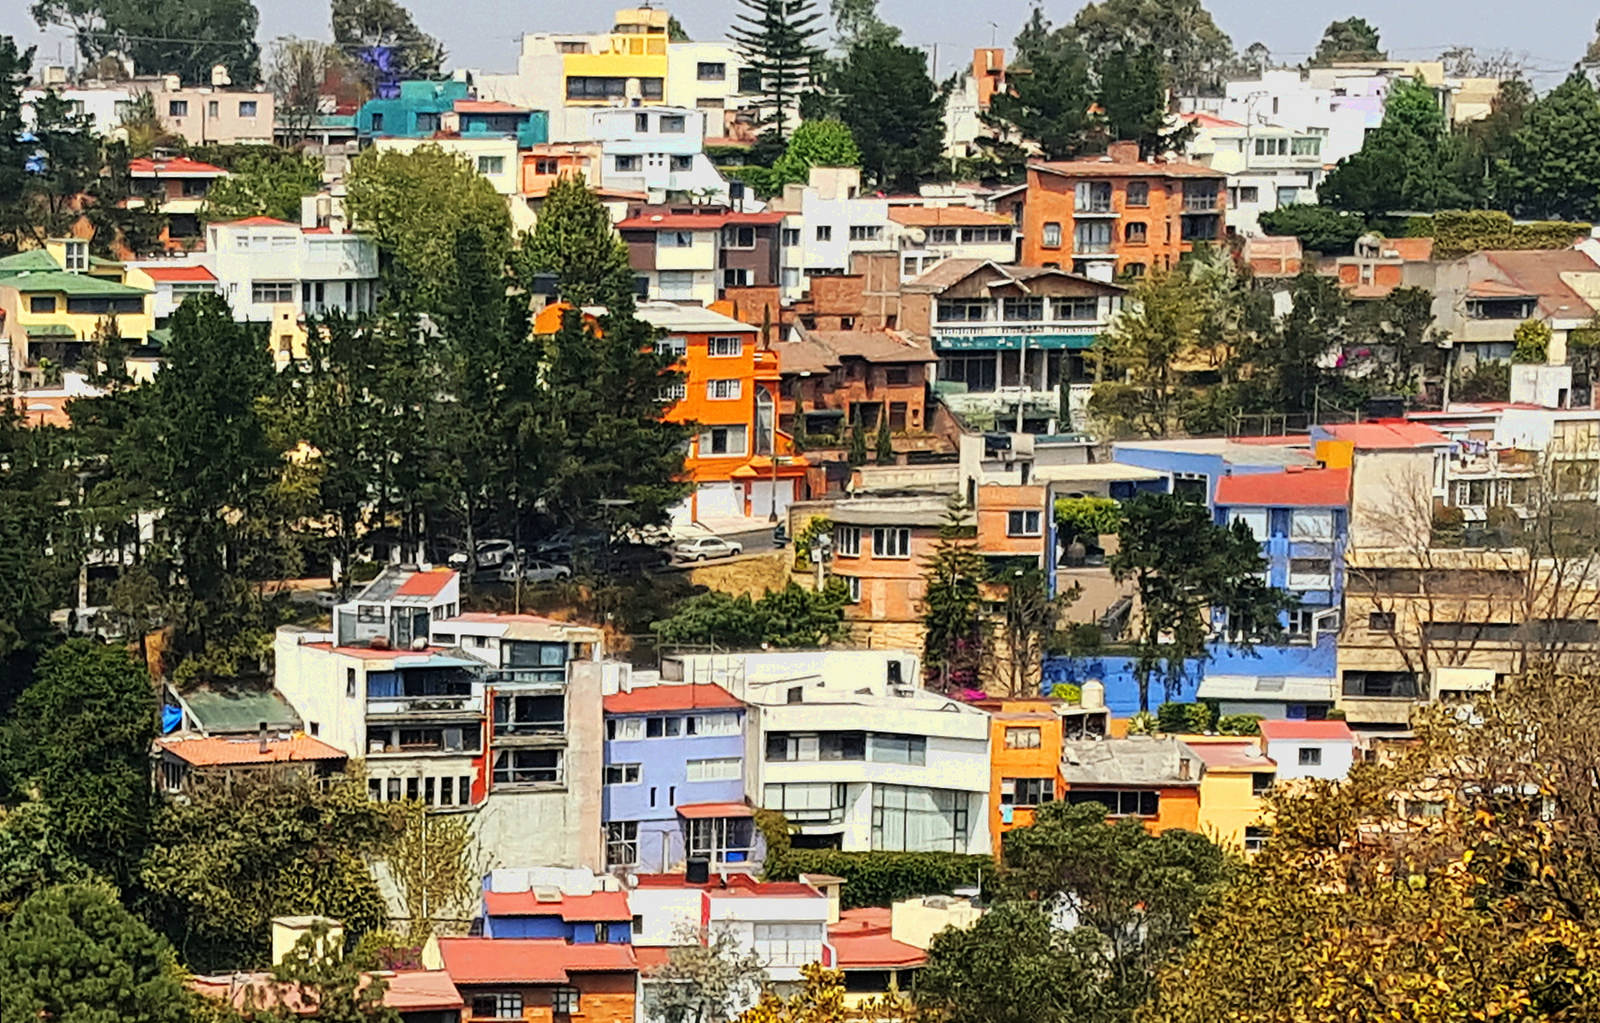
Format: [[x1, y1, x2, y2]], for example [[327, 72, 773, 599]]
[[758, 809, 991, 908], [1408, 210, 1591, 259]]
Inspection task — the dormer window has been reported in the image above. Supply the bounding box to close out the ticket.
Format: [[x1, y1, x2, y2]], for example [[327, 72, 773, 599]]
[[63, 239, 88, 273]]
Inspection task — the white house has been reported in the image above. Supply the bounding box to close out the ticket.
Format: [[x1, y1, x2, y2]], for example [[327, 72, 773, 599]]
[[204, 216, 379, 325], [629, 871, 834, 984], [1257, 719, 1356, 781], [1181, 113, 1326, 236], [589, 106, 734, 203]]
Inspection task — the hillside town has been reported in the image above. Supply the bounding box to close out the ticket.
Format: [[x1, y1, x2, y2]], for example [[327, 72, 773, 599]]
[[6, 0, 1600, 1019]]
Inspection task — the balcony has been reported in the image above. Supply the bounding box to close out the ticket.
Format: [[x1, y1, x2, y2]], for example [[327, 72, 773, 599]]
[[366, 665, 482, 719], [1182, 193, 1220, 213]]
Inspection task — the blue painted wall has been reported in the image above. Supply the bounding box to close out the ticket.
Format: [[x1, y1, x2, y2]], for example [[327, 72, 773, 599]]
[[602, 709, 749, 872], [484, 915, 631, 942], [1043, 638, 1337, 716], [1112, 447, 1290, 506]]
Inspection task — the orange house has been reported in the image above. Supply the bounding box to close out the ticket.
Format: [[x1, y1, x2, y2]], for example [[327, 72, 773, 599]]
[[1016, 141, 1227, 278], [520, 143, 601, 197], [128, 156, 228, 252], [532, 299, 805, 523], [1058, 735, 1202, 835], [974, 483, 1049, 563], [436, 938, 637, 1023], [978, 699, 1064, 857]]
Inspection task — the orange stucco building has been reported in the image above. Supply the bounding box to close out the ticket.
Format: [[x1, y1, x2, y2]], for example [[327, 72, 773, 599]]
[[1011, 141, 1227, 278], [973, 696, 1112, 858], [436, 937, 637, 1023], [1058, 735, 1203, 835]]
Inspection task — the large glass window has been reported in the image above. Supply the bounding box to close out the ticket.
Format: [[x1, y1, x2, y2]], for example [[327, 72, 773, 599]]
[[1001, 777, 1055, 806], [939, 353, 997, 393], [1005, 727, 1041, 749], [493, 693, 564, 734], [1073, 221, 1112, 253], [1003, 296, 1043, 321], [871, 785, 969, 852], [868, 734, 926, 764], [1064, 788, 1158, 816], [872, 527, 910, 558], [686, 757, 741, 781], [765, 732, 866, 761], [605, 821, 638, 867], [762, 782, 848, 822], [472, 993, 523, 1019], [687, 816, 754, 862], [936, 299, 988, 322], [493, 748, 562, 785], [753, 923, 822, 967]]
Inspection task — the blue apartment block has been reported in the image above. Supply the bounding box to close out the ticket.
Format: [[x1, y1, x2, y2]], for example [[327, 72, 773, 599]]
[[357, 80, 549, 147], [1112, 437, 1320, 505], [601, 683, 759, 874]]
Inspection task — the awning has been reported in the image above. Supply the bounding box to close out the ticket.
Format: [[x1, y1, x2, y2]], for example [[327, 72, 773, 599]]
[[676, 802, 754, 819], [1197, 674, 1336, 702], [933, 332, 1098, 352]]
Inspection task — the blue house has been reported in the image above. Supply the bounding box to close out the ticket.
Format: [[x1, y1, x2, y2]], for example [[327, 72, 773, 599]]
[[357, 80, 548, 147], [601, 683, 758, 874], [480, 885, 632, 942], [1204, 465, 1350, 720], [1112, 437, 1319, 506]]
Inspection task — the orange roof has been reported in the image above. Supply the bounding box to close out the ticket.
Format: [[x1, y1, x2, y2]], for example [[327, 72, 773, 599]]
[[1213, 467, 1349, 508], [887, 206, 1011, 227], [436, 938, 636, 985], [633, 873, 819, 897], [1031, 156, 1224, 180], [214, 215, 296, 227], [1259, 720, 1356, 742], [396, 569, 455, 597], [677, 801, 753, 819], [140, 264, 217, 282], [1323, 422, 1450, 450], [379, 971, 464, 1011], [1187, 740, 1274, 770], [632, 946, 674, 969], [1387, 237, 1433, 261], [156, 735, 347, 767], [482, 890, 633, 921], [12, 393, 71, 429], [829, 908, 927, 969], [455, 99, 527, 114], [617, 211, 785, 231], [603, 683, 743, 714], [190, 970, 459, 1012], [129, 156, 226, 176], [1183, 112, 1246, 128]]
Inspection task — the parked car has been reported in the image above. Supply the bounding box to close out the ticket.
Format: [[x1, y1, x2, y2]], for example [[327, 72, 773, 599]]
[[448, 539, 522, 570], [772, 521, 789, 546], [497, 560, 573, 583], [311, 590, 342, 609], [672, 536, 744, 562]]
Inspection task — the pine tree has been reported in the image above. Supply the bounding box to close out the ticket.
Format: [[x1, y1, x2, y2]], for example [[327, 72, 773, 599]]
[[873, 415, 893, 463], [729, 0, 826, 141], [517, 173, 637, 310], [920, 499, 987, 692]]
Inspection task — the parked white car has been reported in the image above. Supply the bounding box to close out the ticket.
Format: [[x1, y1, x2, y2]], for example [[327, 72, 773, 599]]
[[448, 539, 521, 570], [497, 560, 573, 583], [672, 536, 744, 562]]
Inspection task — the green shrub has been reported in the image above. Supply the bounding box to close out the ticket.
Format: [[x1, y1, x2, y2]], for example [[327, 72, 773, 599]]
[[1125, 711, 1157, 735], [758, 809, 988, 907], [1513, 318, 1551, 364], [1157, 701, 1215, 734], [1216, 713, 1262, 735], [1050, 682, 1083, 703], [1054, 496, 1122, 545], [1413, 210, 1591, 259]]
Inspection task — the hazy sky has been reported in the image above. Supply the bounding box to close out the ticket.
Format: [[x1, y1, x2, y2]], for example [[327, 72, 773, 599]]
[[3, 0, 1593, 86]]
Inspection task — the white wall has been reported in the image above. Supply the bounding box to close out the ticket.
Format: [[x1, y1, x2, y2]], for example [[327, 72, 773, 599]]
[[272, 630, 367, 755], [1265, 738, 1355, 781]]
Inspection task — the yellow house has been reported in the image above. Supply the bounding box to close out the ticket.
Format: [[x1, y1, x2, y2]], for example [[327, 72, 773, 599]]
[[563, 8, 670, 105], [0, 238, 154, 387], [1187, 736, 1275, 853]]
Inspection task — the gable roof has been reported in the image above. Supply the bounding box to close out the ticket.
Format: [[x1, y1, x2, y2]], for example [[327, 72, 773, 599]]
[[1213, 467, 1350, 508], [1477, 248, 1599, 321], [603, 682, 743, 714], [190, 969, 461, 1013], [907, 258, 1125, 295], [139, 264, 218, 282], [436, 938, 637, 985], [129, 156, 227, 177], [1259, 719, 1356, 742], [1030, 156, 1225, 180], [396, 568, 456, 598], [775, 328, 937, 375]]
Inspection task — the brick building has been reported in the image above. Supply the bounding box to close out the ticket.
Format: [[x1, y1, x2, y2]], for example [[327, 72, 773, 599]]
[[433, 938, 637, 1023], [1007, 141, 1228, 279], [772, 326, 936, 440]]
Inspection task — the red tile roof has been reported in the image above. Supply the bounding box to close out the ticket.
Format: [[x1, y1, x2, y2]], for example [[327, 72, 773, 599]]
[[482, 890, 633, 921], [1031, 156, 1225, 179], [617, 211, 786, 231], [436, 938, 637, 985], [378, 971, 464, 1011], [633, 873, 820, 897], [1324, 422, 1450, 450], [214, 215, 297, 227], [1258, 720, 1356, 742], [828, 908, 926, 969], [887, 206, 1011, 227], [156, 735, 347, 767], [140, 264, 217, 282], [631, 946, 673, 969], [1213, 467, 1349, 508], [129, 156, 227, 176], [396, 569, 456, 597], [1182, 112, 1246, 128], [676, 801, 753, 820], [1187, 740, 1274, 770], [190, 970, 460, 1012], [603, 683, 743, 714]]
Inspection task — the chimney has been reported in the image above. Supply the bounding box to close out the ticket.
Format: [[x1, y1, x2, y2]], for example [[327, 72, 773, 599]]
[[258, 720, 268, 754], [1106, 140, 1139, 163], [1177, 755, 1192, 781]]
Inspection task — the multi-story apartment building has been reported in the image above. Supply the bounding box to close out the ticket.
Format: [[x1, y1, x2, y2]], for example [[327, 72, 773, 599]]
[[1182, 113, 1327, 236], [743, 666, 992, 855], [1058, 735, 1203, 834], [591, 107, 738, 202], [618, 207, 783, 303], [128, 156, 228, 252], [888, 206, 1016, 279], [601, 679, 755, 873], [901, 259, 1124, 434], [142, 80, 275, 145], [1424, 247, 1600, 375], [473, 7, 760, 143], [1005, 141, 1227, 279], [357, 79, 549, 148], [772, 326, 937, 439], [0, 240, 154, 389]]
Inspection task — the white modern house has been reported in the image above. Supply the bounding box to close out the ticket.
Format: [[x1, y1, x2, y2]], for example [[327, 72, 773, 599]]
[[1182, 113, 1327, 236], [629, 871, 834, 984], [205, 216, 379, 323], [1257, 720, 1356, 782], [590, 106, 735, 202]]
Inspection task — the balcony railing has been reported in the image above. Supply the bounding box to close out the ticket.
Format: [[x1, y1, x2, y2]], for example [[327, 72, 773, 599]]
[[1074, 199, 1113, 214], [1182, 195, 1220, 212]]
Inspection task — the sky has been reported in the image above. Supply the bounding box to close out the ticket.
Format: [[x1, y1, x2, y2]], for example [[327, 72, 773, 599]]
[[1, 0, 1593, 87]]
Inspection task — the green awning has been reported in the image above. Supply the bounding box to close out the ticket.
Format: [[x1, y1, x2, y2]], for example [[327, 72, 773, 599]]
[[25, 324, 78, 339], [933, 332, 1098, 352]]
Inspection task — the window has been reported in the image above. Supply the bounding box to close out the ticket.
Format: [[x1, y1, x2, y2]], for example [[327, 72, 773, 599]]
[[1288, 558, 1332, 590], [763, 782, 848, 822], [871, 785, 970, 852], [848, 225, 882, 241], [646, 716, 684, 738], [614, 154, 642, 173], [1369, 611, 1396, 632], [1074, 220, 1112, 253], [1007, 510, 1042, 536], [845, 575, 861, 602], [660, 380, 688, 401], [168, 99, 188, 116], [656, 335, 688, 357], [1065, 788, 1159, 817], [754, 923, 821, 967], [660, 114, 687, 134], [492, 748, 562, 785], [493, 693, 563, 734], [1254, 137, 1289, 157], [238, 100, 258, 117], [707, 378, 742, 400], [1228, 508, 1268, 540], [1125, 181, 1150, 206], [722, 267, 751, 288], [1041, 221, 1062, 248], [1054, 297, 1100, 320], [1243, 826, 1269, 852], [781, 227, 800, 246], [606, 763, 642, 785], [1252, 772, 1274, 797], [369, 112, 384, 131], [472, 993, 523, 1019], [607, 717, 645, 741], [708, 335, 744, 356], [721, 225, 756, 249], [28, 295, 56, 314], [1124, 221, 1147, 244], [835, 525, 860, 556], [63, 239, 88, 272], [765, 731, 866, 761], [568, 75, 629, 99], [1298, 747, 1323, 767], [1001, 777, 1055, 806], [738, 67, 762, 93], [686, 757, 741, 781], [251, 281, 294, 304], [415, 112, 439, 132], [535, 158, 560, 174], [698, 61, 727, 80], [869, 733, 926, 764], [605, 821, 639, 867], [939, 352, 997, 392], [1005, 727, 1042, 749], [815, 225, 833, 241], [552, 987, 581, 1015], [699, 425, 747, 456], [1074, 181, 1111, 212], [659, 230, 695, 248], [1238, 185, 1260, 203], [872, 526, 910, 558], [1290, 509, 1334, 541], [1341, 671, 1421, 699], [1003, 296, 1043, 321], [477, 155, 505, 176], [685, 712, 740, 736], [937, 298, 989, 322], [658, 270, 695, 299], [1124, 261, 1147, 278], [1276, 186, 1299, 207]]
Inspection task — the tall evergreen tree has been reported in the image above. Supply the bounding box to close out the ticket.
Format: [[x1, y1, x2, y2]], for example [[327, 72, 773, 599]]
[[331, 0, 445, 95], [1319, 76, 1467, 216], [921, 499, 986, 692], [0, 393, 73, 680], [1068, 0, 1233, 97], [518, 173, 637, 310], [729, 0, 826, 140], [982, 20, 1096, 164], [832, 40, 948, 191], [1497, 71, 1600, 222], [33, 0, 261, 84], [1311, 16, 1385, 64], [1099, 45, 1192, 157]]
